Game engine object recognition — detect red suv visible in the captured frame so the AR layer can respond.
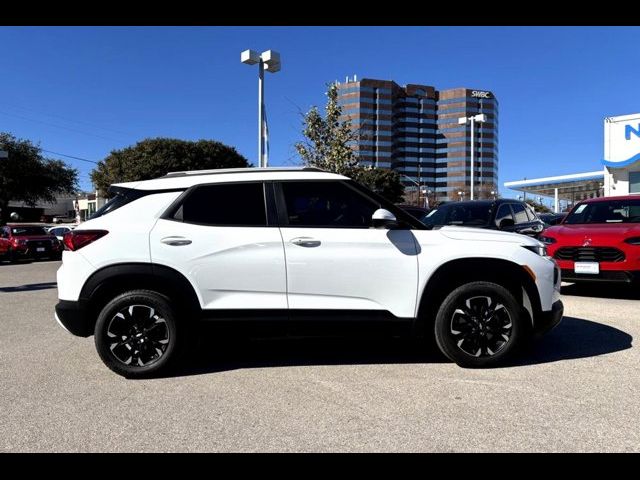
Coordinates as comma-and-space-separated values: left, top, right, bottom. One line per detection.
540, 195, 640, 283
0, 224, 63, 262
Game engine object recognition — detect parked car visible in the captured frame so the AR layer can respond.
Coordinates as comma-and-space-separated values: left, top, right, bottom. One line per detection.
539, 213, 567, 227
55, 167, 562, 378
48, 225, 77, 241
420, 199, 545, 237
396, 204, 430, 220
0, 224, 64, 262
540, 195, 640, 284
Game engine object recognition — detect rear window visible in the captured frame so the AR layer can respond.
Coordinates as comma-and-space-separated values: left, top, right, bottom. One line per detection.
11, 226, 48, 236
90, 187, 144, 220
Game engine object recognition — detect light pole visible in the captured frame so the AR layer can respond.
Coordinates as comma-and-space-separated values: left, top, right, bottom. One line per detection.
490, 190, 497, 200
399, 174, 421, 206
241, 49, 281, 168
458, 113, 486, 200
458, 191, 464, 201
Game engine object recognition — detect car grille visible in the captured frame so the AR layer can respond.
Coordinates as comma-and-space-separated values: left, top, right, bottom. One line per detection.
554, 247, 625, 262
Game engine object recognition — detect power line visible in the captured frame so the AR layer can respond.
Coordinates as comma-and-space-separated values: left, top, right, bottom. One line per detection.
0, 101, 132, 137
41, 149, 99, 164
0, 109, 123, 142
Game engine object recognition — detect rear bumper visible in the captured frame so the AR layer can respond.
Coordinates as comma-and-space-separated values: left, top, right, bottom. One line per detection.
533, 300, 563, 336
55, 300, 91, 337
12, 247, 62, 259
561, 269, 640, 283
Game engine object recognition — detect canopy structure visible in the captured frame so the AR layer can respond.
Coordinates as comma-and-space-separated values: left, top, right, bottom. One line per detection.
504, 171, 605, 213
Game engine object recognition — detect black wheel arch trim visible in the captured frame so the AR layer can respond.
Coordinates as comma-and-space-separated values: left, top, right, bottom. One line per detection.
79, 262, 202, 315
415, 257, 543, 333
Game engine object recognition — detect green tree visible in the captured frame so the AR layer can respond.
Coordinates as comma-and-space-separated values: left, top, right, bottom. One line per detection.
525, 198, 552, 213
351, 167, 405, 203
0, 132, 78, 225
91, 138, 251, 194
295, 83, 404, 202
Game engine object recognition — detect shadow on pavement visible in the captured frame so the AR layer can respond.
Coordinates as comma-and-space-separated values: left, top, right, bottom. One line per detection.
160, 316, 632, 378
0, 281, 58, 293
512, 316, 633, 366
561, 282, 640, 300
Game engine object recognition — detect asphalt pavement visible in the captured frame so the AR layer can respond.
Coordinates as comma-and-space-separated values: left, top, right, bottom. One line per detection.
0, 260, 638, 452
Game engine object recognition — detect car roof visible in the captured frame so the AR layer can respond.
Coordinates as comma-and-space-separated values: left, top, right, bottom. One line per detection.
577, 195, 640, 203
111, 167, 349, 191
439, 200, 495, 207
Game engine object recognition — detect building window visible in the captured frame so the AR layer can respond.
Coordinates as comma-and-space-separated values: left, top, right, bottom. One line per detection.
630, 171, 640, 194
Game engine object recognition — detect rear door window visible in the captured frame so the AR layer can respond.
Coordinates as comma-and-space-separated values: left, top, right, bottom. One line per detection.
494, 204, 513, 227
173, 182, 267, 226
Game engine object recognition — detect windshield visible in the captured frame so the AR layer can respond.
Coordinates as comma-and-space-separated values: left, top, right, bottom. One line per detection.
11, 226, 48, 236
564, 199, 640, 224
421, 203, 492, 227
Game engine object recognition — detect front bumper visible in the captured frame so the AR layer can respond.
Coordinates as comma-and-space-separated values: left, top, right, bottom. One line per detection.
55, 300, 91, 337
560, 269, 640, 283
533, 300, 563, 337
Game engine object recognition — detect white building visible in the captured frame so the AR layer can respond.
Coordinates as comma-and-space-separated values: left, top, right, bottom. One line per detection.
603, 113, 640, 196
505, 113, 640, 212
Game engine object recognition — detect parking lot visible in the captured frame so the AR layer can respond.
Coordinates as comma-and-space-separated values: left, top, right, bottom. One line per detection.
0, 259, 638, 452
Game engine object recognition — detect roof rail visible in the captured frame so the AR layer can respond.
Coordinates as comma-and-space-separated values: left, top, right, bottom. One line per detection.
163, 166, 326, 178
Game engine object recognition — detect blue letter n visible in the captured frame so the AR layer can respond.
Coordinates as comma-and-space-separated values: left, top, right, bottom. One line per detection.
625, 124, 640, 140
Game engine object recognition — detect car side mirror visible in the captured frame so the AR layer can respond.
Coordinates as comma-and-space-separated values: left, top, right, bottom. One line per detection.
372, 209, 398, 229
498, 218, 515, 229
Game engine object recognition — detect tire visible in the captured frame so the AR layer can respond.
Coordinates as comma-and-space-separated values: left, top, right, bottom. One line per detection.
94, 290, 182, 378
434, 281, 526, 368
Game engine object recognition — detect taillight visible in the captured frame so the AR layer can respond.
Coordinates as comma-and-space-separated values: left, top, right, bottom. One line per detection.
63, 230, 108, 251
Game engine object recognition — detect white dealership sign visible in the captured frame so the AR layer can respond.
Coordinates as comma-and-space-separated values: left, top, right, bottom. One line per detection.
603, 113, 640, 167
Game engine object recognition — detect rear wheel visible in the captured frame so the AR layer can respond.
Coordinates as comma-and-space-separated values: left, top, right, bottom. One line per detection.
94, 290, 181, 378
434, 281, 526, 368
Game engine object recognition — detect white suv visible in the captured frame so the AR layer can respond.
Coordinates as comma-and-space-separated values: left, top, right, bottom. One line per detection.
55, 167, 563, 377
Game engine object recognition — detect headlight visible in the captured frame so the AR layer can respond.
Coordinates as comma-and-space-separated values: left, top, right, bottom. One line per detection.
523, 245, 547, 256
538, 235, 556, 245
624, 237, 640, 245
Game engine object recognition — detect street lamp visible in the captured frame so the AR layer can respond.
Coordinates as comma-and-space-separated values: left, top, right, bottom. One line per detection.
490, 190, 497, 200
458, 191, 464, 201
458, 113, 486, 200
241, 49, 281, 168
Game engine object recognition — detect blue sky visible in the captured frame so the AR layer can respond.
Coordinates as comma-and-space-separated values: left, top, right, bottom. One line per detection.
0, 26, 638, 201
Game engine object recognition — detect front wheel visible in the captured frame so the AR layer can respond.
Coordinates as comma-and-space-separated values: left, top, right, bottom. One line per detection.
94, 290, 181, 378
434, 281, 526, 368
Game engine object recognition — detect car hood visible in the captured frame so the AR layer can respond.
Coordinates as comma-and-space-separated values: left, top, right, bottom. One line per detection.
437, 226, 540, 245
546, 223, 640, 239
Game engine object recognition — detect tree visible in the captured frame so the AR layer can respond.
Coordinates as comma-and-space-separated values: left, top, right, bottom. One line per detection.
91, 138, 251, 194
295, 83, 404, 202
351, 167, 404, 203
525, 198, 552, 213
0, 132, 78, 225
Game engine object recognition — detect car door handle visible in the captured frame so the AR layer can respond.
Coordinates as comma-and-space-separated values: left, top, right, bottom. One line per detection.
161, 236, 192, 246
290, 237, 321, 248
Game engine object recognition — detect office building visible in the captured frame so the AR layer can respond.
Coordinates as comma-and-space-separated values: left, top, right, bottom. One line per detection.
337, 77, 498, 202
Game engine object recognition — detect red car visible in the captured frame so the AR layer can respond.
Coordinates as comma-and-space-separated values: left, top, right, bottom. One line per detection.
540, 195, 640, 284
0, 224, 64, 263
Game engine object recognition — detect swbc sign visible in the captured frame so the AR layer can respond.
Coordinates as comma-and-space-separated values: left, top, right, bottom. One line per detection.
471, 90, 492, 99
